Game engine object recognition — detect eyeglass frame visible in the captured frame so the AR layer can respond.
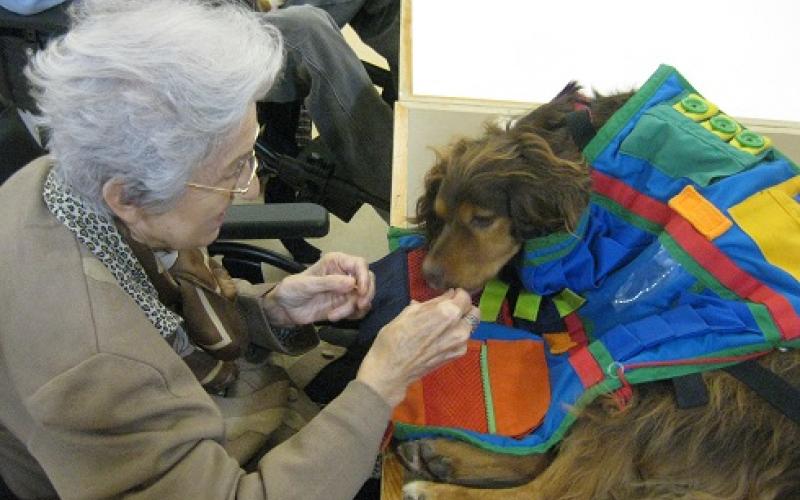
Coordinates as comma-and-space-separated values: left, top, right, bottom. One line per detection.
185, 127, 261, 195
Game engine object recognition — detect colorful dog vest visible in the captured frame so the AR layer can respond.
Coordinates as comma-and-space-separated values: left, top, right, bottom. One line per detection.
389, 65, 800, 455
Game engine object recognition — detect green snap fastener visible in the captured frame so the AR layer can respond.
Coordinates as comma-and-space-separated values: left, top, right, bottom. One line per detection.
681, 95, 708, 114
709, 115, 737, 134
736, 130, 765, 148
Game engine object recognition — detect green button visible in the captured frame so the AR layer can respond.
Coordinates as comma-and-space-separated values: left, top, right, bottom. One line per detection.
681, 95, 708, 114
736, 130, 765, 148
710, 115, 737, 134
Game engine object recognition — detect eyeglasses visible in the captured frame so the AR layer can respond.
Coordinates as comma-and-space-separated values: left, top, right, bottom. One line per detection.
186, 127, 261, 195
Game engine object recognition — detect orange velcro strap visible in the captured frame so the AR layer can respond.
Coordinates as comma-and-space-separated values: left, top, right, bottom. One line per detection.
667, 185, 732, 240
543, 332, 578, 354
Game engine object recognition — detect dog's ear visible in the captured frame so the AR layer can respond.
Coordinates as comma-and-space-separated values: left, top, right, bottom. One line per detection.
590, 89, 635, 130
412, 148, 447, 244
507, 132, 590, 240
512, 82, 586, 133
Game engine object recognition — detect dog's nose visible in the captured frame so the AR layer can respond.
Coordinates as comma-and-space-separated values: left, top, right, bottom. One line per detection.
422, 260, 446, 290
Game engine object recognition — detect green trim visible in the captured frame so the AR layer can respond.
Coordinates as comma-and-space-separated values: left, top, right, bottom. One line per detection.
553, 288, 586, 317
658, 233, 738, 300
387, 226, 423, 251
688, 280, 707, 294
584, 65, 695, 163
590, 194, 663, 235
773, 149, 800, 172
588, 341, 616, 378
524, 230, 575, 252
582, 316, 597, 341
523, 213, 589, 266
479, 279, 509, 322
784, 338, 800, 349
525, 236, 582, 266
513, 291, 542, 321
480, 343, 497, 434
393, 341, 796, 456
748, 303, 782, 346
624, 343, 775, 385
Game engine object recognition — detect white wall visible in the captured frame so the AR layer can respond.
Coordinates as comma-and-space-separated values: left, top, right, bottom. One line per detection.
412, 0, 800, 123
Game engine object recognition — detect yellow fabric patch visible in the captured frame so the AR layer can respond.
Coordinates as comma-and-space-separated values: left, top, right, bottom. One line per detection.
543, 332, 577, 355
729, 176, 800, 281
668, 185, 732, 240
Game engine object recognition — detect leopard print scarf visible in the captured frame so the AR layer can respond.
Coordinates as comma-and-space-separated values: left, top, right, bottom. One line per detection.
42, 168, 192, 355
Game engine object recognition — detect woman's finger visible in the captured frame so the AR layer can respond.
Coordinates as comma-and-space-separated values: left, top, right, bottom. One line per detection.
357, 270, 376, 309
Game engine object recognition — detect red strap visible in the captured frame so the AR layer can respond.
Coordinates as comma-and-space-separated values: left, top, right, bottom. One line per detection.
569, 346, 604, 388
666, 218, 800, 340
592, 171, 800, 341
564, 312, 588, 347
591, 170, 672, 226
611, 366, 633, 411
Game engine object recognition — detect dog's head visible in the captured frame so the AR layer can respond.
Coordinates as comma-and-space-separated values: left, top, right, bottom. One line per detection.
414, 120, 591, 292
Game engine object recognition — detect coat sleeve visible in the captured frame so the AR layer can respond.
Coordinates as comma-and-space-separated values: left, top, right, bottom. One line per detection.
24, 353, 390, 500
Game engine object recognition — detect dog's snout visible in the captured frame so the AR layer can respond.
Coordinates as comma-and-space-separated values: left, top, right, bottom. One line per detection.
422, 259, 446, 290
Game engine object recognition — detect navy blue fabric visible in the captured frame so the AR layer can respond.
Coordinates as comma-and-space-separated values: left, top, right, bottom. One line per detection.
357, 249, 409, 345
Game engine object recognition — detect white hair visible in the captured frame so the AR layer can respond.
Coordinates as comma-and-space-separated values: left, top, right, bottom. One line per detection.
25, 0, 283, 214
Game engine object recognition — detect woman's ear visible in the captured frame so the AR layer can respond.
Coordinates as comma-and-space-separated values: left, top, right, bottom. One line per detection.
102, 179, 142, 226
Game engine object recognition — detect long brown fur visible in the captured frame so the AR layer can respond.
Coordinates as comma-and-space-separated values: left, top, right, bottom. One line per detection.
414, 85, 631, 290
399, 85, 800, 499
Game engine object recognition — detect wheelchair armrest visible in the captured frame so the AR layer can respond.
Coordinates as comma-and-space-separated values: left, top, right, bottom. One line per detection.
218, 202, 329, 240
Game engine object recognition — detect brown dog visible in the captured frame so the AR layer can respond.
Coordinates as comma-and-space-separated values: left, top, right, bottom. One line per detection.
396, 85, 800, 499
416, 84, 631, 291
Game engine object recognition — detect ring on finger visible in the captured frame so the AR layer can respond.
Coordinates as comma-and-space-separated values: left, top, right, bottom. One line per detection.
462, 313, 480, 331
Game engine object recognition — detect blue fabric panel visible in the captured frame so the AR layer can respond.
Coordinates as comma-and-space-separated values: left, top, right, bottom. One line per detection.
471, 322, 539, 341
522, 205, 654, 296
579, 241, 697, 333
626, 330, 766, 366
397, 234, 425, 249
602, 324, 643, 360
628, 315, 675, 348
662, 305, 708, 337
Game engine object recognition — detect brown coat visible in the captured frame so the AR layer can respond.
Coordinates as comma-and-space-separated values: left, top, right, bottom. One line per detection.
0, 158, 390, 499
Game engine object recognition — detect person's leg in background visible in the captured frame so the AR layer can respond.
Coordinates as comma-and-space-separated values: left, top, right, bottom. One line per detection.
280, 0, 400, 93
261, 4, 395, 218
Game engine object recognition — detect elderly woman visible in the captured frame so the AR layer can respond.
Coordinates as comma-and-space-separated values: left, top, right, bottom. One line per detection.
0, 1, 476, 498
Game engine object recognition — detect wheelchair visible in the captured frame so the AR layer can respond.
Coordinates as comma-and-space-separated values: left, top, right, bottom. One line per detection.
1, 0, 396, 265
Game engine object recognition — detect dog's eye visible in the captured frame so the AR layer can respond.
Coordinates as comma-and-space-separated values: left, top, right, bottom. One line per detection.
470, 215, 495, 229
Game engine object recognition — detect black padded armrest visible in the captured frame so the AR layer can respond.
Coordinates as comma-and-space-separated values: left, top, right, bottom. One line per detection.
218, 202, 329, 240
0, 3, 70, 31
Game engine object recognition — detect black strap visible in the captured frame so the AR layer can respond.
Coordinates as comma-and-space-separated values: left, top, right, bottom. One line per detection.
724, 360, 800, 425
672, 373, 709, 409
565, 109, 596, 151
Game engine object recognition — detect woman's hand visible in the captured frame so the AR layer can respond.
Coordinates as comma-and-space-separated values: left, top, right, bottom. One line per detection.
262, 252, 375, 326
356, 289, 478, 407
